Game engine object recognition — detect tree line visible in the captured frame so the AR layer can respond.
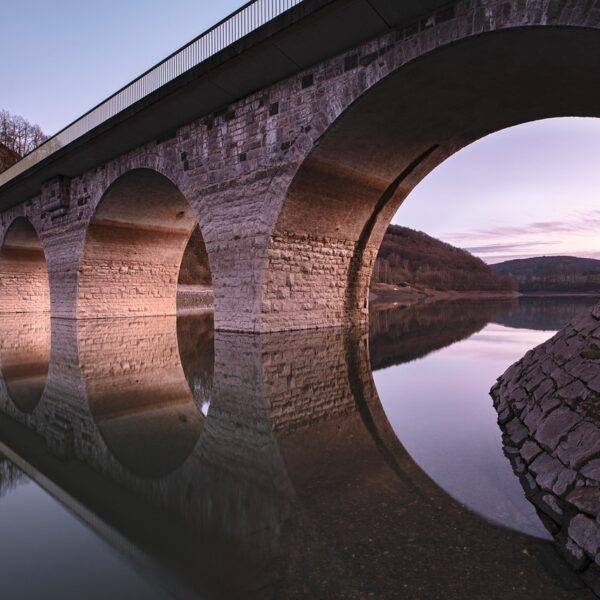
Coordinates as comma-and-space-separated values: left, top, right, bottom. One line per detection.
0, 109, 48, 170
372, 225, 517, 293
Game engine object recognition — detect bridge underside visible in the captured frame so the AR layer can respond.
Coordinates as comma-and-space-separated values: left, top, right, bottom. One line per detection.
1, 1, 599, 331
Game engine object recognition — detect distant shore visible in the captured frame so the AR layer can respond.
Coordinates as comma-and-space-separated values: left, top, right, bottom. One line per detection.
519, 291, 600, 298
370, 283, 600, 311
370, 283, 519, 311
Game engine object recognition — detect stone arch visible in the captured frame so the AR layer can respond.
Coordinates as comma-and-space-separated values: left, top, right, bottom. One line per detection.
0, 217, 50, 314
261, 17, 600, 331
78, 168, 212, 318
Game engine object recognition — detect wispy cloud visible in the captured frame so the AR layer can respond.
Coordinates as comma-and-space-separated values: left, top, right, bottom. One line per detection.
444, 210, 600, 243
435, 209, 600, 264
482, 249, 600, 264
463, 241, 560, 254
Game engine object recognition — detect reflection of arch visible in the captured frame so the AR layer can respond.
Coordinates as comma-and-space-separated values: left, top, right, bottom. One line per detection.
263, 24, 600, 331
266, 326, 584, 596
0, 217, 50, 314
78, 169, 211, 318
0, 319, 585, 596
177, 312, 214, 414
0, 314, 50, 413
81, 316, 213, 478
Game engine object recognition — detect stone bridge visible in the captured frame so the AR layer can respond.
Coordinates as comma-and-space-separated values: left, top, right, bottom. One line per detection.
1, 0, 600, 332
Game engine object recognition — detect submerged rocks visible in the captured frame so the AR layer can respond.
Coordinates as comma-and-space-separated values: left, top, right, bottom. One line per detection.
490, 301, 600, 596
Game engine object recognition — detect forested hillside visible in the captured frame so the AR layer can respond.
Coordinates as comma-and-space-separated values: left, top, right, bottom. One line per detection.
372, 225, 516, 292
491, 256, 600, 293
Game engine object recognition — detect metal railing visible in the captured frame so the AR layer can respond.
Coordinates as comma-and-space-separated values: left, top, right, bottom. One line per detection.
0, 0, 303, 188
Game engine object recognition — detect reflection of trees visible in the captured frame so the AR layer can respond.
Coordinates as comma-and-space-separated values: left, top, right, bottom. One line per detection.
0, 456, 27, 498
369, 299, 514, 370
492, 296, 599, 331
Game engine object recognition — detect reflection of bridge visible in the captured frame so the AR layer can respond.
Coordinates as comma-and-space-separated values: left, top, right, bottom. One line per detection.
2, 2, 600, 331
0, 314, 590, 597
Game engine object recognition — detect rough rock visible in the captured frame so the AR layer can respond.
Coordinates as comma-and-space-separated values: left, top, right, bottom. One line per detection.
491, 301, 600, 597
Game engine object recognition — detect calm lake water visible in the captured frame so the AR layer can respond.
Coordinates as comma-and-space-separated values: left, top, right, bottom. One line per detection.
0, 296, 596, 599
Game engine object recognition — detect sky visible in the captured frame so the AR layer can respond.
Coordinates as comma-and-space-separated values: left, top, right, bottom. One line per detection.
395, 117, 600, 263
2, 2, 598, 264
2, 1, 243, 133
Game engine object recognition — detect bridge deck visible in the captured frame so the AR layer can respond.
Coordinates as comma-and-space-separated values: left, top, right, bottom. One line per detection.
0, 0, 449, 210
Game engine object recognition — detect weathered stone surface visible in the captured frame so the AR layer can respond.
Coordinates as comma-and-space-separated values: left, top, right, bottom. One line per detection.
530, 452, 565, 490
506, 417, 529, 446
553, 468, 577, 497
557, 423, 600, 470
520, 439, 542, 463
491, 301, 600, 596
535, 406, 582, 450
582, 459, 600, 483
567, 488, 600, 519
569, 515, 600, 558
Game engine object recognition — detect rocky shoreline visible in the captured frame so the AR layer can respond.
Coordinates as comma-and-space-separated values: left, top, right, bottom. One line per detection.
490, 302, 600, 596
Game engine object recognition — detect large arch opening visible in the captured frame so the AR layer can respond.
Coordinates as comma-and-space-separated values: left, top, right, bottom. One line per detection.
78, 169, 213, 318
264, 26, 600, 331
0, 217, 50, 314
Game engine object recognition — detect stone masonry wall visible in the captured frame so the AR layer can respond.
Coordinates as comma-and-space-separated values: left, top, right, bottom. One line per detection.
491, 302, 600, 596
0, 217, 50, 313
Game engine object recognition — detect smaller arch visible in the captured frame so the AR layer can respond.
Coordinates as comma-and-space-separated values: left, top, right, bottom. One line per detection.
78, 168, 212, 318
0, 217, 50, 314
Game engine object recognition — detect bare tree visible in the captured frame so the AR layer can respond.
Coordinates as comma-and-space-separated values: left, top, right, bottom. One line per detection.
0, 109, 48, 157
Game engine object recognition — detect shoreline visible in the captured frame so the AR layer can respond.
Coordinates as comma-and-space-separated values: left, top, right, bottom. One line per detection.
369, 283, 520, 312
370, 283, 600, 312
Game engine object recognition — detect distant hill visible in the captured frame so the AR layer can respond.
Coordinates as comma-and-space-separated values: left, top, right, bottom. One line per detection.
373, 225, 516, 293
491, 256, 600, 294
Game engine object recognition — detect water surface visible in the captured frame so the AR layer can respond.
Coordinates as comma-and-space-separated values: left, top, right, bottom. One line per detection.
0, 296, 595, 598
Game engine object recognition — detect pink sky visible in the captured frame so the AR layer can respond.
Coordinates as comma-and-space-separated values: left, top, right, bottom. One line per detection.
394, 118, 600, 264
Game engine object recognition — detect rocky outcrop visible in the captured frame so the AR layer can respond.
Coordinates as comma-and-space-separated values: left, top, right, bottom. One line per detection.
491, 303, 600, 596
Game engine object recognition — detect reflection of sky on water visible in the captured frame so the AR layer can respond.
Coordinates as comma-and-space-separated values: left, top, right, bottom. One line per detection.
454, 324, 554, 360
374, 321, 556, 539
0, 465, 168, 599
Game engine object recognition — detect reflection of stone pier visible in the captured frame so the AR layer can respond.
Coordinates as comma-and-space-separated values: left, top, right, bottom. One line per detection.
492, 302, 600, 596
